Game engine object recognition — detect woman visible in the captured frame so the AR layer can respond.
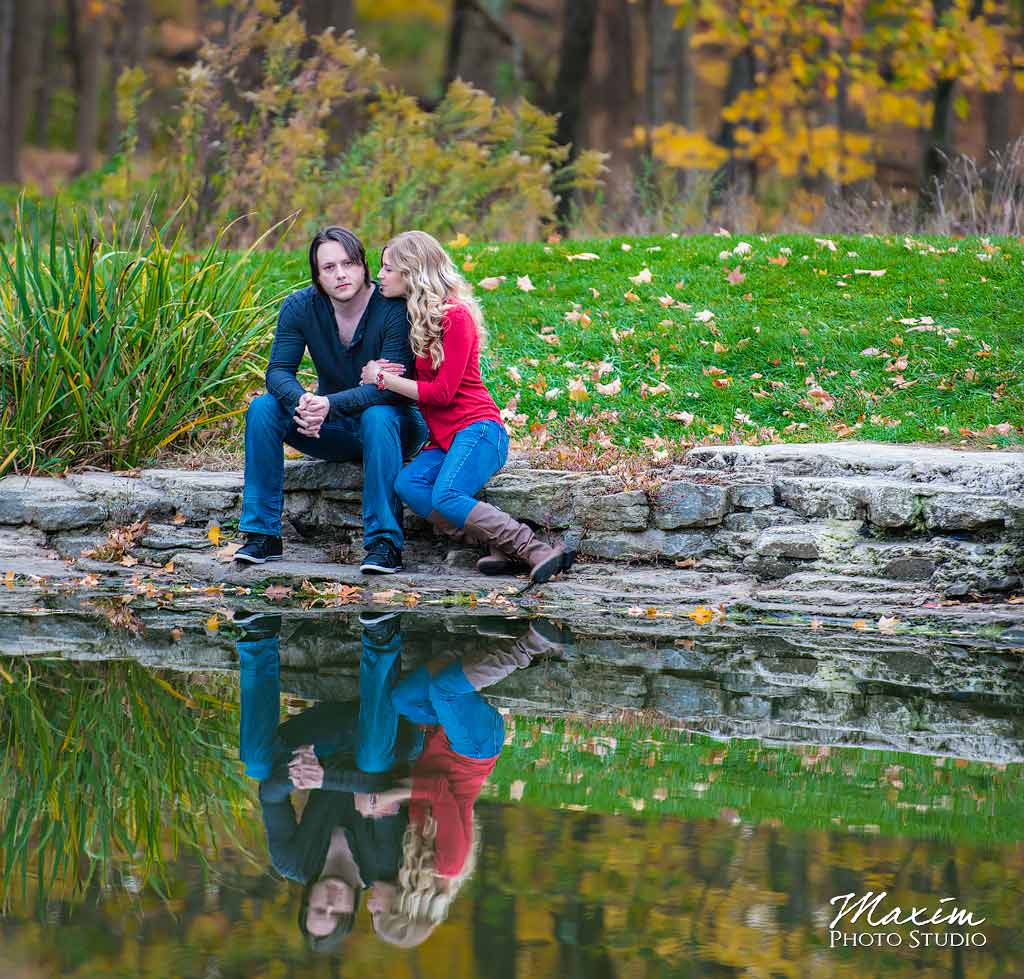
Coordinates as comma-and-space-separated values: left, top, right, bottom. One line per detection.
360, 230, 574, 584
357, 622, 561, 947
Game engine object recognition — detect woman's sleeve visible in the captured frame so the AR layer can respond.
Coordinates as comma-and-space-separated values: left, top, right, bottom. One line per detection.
432, 788, 473, 877
414, 307, 475, 408
410, 774, 471, 877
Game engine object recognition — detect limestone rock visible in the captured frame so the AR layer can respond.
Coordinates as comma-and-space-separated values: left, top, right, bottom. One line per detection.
283, 460, 363, 491
883, 557, 936, 581
753, 526, 821, 560
0, 476, 108, 530
66, 473, 171, 521
922, 492, 1007, 530
140, 469, 244, 494
649, 676, 724, 717
483, 471, 580, 527
575, 528, 715, 561
576, 489, 649, 532
316, 499, 364, 529
730, 484, 775, 509
653, 480, 729, 529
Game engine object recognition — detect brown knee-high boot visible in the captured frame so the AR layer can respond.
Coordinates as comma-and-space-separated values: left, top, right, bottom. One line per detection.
429, 510, 529, 578
462, 502, 575, 584
459, 620, 566, 690
476, 542, 524, 576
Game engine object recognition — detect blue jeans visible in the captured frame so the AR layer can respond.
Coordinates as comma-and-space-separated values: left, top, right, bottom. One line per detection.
239, 393, 428, 547
237, 631, 413, 780
394, 419, 509, 528
391, 662, 505, 761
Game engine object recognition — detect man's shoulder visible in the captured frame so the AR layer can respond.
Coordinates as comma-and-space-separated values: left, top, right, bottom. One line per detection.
280, 285, 323, 319
368, 285, 408, 325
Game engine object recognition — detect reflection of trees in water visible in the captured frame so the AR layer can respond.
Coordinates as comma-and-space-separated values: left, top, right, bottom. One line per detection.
1, 659, 1022, 977
479, 807, 1021, 978
0, 658, 257, 915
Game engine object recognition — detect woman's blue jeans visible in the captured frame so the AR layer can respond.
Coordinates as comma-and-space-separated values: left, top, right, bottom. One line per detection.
394, 419, 509, 528
391, 662, 505, 761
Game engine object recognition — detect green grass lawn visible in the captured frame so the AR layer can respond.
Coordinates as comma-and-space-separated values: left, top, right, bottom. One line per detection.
255, 232, 1024, 457
489, 715, 1023, 845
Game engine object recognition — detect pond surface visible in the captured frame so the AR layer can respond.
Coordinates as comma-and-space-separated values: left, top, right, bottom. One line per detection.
1, 607, 1022, 978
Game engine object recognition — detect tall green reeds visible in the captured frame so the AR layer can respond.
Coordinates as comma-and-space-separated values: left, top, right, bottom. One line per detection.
0, 658, 257, 912
0, 198, 280, 475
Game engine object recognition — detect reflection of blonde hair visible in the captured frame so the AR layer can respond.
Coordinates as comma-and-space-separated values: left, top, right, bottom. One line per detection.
373, 812, 480, 949
383, 230, 487, 370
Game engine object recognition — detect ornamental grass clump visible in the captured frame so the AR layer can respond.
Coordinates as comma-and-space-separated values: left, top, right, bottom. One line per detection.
0, 199, 279, 476
0, 658, 255, 912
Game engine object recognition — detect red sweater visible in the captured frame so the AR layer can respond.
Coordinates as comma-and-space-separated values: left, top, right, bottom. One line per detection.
409, 726, 497, 877
415, 303, 503, 451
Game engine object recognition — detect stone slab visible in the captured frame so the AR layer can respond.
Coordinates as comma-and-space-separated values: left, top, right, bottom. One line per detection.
0, 476, 108, 530
653, 481, 729, 530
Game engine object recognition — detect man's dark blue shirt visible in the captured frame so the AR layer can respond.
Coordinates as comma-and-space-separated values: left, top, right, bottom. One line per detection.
265, 284, 416, 420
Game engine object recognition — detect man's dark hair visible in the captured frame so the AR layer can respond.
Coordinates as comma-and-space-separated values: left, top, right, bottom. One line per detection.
309, 227, 371, 294
298, 880, 362, 954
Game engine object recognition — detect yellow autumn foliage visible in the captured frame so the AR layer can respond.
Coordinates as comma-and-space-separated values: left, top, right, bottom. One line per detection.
634, 124, 729, 171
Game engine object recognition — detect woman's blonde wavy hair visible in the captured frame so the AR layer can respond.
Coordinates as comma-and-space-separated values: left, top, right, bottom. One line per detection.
372, 811, 480, 949
382, 230, 487, 370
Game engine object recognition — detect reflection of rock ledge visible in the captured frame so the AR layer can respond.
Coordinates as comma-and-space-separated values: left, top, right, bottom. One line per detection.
2, 608, 1022, 763
2, 443, 1022, 596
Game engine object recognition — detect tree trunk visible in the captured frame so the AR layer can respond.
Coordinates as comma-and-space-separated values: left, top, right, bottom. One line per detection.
716, 46, 757, 195
124, 0, 149, 148
983, 86, 1011, 161
919, 0, 982, 213
301, 0, 353, 36
67, 0, 103, 175
584, 0, 637, 201
32, 0, 57, 146
646, 0, 692, 129
920, 76, 955, 204
0, 0, 15, 181
549, 0, 598, 149
549, 0, 598, 225
444, 0, 471, 89
105, 14, 126, 154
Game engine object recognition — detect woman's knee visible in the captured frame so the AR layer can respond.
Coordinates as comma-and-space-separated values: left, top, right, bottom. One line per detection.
395, 467, 429, 514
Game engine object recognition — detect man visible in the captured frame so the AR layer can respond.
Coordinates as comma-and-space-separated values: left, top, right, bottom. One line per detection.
236, 227, 427, 573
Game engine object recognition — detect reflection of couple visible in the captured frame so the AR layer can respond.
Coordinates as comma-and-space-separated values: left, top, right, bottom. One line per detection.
235, 226, 575, 584
237, 610, 561, 950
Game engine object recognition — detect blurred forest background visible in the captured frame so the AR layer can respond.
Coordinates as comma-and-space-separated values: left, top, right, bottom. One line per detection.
2, 0, 1024, 240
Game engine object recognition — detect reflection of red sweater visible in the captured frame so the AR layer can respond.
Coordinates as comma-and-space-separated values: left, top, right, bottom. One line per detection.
409, 727, 497, 877
415, 303, 503, 451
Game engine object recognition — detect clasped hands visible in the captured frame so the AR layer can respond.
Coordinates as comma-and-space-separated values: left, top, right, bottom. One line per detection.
288, 744, 324, 790
293, 393, 331, 438
359, 359, 406, 389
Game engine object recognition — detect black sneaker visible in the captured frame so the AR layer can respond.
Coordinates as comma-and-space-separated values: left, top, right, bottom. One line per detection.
359, 541, 402, 575
234, 534, 283, 565
359, 609, 402, 628
359, 609, 402, 643
232, 608, 283, 641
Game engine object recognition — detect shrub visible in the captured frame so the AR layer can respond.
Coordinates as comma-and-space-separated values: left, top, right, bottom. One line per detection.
0, 198, 279, 476
164, 0, 605, 246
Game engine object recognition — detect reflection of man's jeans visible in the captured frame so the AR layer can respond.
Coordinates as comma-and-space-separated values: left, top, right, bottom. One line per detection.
392, 661, 505, 761
238, 628, 410, 780
239, 393, 428, 547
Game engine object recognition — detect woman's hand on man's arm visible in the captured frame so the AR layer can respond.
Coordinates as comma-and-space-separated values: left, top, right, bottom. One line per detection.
360, 359, 406, 386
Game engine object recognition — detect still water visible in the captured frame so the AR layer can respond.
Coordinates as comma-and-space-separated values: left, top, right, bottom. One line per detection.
1, 608, 1021, 978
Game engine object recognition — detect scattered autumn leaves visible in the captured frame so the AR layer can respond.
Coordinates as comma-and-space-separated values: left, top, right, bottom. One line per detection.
460, 231, 1020, 459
